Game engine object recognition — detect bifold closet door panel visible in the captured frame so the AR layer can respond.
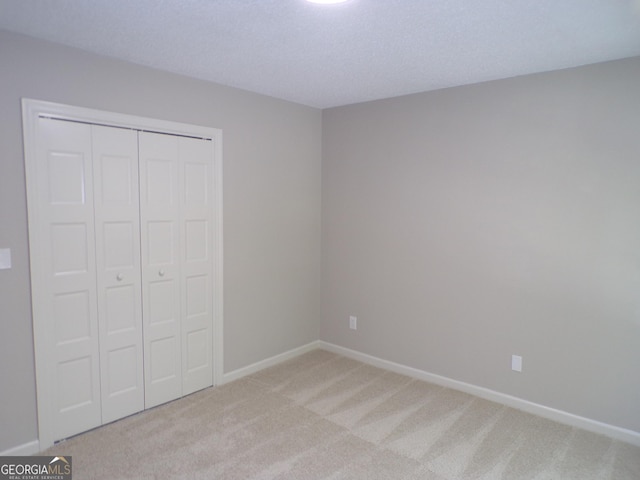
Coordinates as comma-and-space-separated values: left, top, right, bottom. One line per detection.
27, 102, 220, 449
92, 125, 144, 423
34, 118, 102, 440
139, 131, 183, 408
180, 136, 214, 396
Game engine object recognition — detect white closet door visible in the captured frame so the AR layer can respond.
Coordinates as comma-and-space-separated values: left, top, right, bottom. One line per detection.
34, 118, 102, 441
139, 132, 182, 408
180, 136, 214, 395
92, 125, 144, 423
25, 99, 222, 451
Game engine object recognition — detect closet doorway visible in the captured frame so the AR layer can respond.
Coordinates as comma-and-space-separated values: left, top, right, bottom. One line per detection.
22, 99, 223, 450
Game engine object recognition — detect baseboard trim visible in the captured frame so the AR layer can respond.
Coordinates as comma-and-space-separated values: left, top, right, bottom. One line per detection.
217, 339, 640, 447
0, 439, 40, 456
221, 340, 322, 384
319, 341, 640, 447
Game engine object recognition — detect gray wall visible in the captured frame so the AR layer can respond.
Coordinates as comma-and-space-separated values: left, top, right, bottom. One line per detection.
322, 58, 640, 434
0, 30, 322, 452
2, 26, 639, 453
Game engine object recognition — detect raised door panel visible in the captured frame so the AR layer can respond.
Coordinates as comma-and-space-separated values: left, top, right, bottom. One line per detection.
139, 132, 182, 408
35, 118, 102, 441
92, 125, 144, 424
180, 137, 214, 395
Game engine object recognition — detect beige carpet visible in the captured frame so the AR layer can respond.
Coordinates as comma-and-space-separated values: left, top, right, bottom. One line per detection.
42, 349, 640, 479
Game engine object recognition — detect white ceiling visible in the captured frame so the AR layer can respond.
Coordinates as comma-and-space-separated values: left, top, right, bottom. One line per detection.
1, 0, 640, 108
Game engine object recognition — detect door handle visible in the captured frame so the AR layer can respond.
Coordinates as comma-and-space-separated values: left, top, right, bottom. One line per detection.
116, 273, 123, 281
159, 269, 165, 277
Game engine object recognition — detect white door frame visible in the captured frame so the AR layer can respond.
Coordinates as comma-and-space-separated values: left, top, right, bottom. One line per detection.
22, 98, 224, 450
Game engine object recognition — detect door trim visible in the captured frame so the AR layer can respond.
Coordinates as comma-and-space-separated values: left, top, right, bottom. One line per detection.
22, 98, 224, 449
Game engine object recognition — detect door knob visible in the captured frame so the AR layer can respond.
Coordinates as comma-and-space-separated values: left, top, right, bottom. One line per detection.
159, 269, 165, 277
116, 273, 123, 281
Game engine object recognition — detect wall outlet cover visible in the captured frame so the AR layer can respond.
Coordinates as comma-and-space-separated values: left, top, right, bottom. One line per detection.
512, 355, 522, 372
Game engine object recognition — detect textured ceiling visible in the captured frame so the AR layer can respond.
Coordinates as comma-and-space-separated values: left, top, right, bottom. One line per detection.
1, 0, 640, 108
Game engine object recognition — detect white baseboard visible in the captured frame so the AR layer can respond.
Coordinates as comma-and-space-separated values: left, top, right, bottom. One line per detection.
221, 340, 321, 384
0, 439, 40, 456
216, 339, 640, 447
5, 341, 636, 457
319, 341, 640, 448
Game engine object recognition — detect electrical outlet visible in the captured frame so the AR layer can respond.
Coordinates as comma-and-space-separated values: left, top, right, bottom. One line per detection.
511, 355, 522, 372
349, 315, 357, 330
